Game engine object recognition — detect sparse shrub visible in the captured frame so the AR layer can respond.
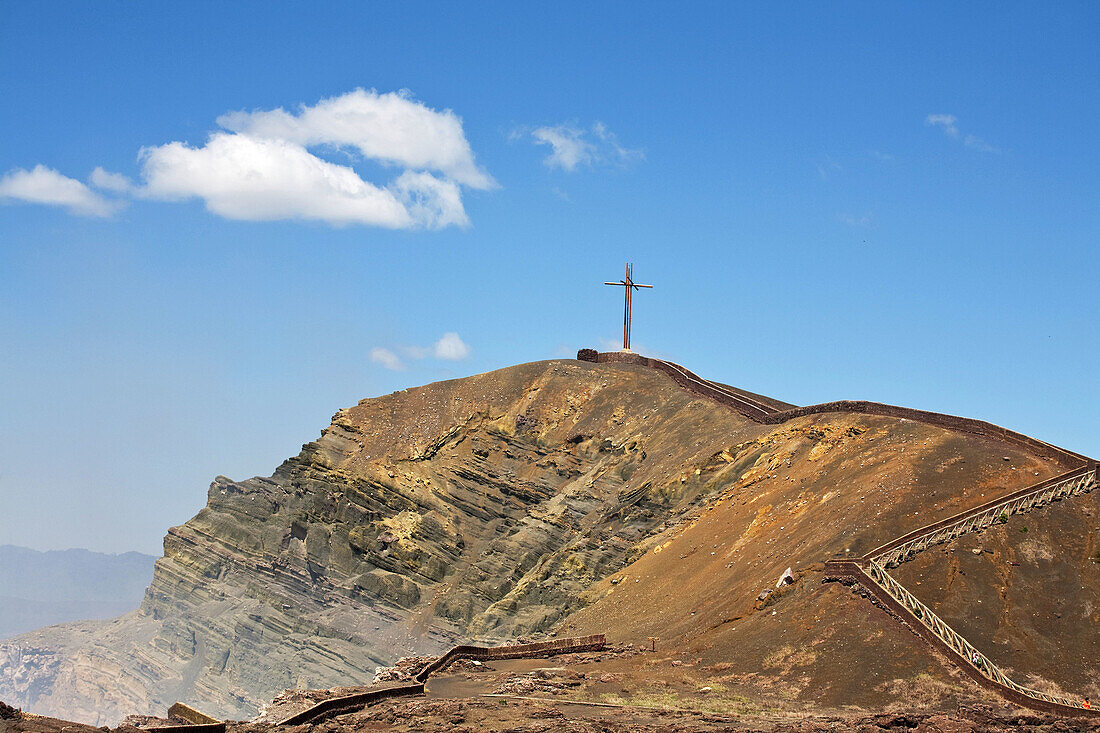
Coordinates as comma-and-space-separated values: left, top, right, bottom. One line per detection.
998, 512, 1009, 524
1019, 526, 1028, 533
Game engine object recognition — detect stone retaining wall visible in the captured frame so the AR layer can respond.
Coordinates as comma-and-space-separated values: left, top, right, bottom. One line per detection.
278, 634, 606, 726
766, 401, 1089, 469
580, 350, 1091, 468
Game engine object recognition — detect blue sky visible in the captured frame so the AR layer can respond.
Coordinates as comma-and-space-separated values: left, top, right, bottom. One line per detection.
2, 2, 1098, 554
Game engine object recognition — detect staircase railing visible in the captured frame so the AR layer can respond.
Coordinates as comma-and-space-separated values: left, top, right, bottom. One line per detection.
862, 560, 1088, 709
826, 462, 1097, 716
870, 465, 1097, 568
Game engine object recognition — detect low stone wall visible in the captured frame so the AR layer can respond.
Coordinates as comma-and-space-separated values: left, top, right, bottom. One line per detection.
414, 634, 606, 682
165, 704, 220, 726
765, 401, 1089, 470
145, 724, 225, 733
587, 351, 777, 421
276, 684, 426, 726
142, 704, 226, 733
579, 349, 1091, 468
278, 634, 606, 726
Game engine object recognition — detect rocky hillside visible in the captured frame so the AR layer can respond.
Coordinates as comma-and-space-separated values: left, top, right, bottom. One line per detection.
1, 357, 1093, 725
558, 407, 1092, 711
0, 359, 771, 724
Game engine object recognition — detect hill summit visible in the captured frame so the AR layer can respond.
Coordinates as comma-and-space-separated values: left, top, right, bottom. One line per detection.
1, 354, 1095, 725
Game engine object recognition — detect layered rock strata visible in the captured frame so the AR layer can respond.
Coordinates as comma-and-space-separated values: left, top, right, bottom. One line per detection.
0, 360, 765, 724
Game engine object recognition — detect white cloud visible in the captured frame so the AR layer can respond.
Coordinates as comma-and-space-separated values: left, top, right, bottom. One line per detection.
0, 165, 120, 217
532, 125, 596, 171
374, 332, 470, 369
529, 122, 642, 172
89, 167, 135, 193
590, 121, 644, 165
370, 347, 405, 371
926, 114, 999, 153
433, 332, 469, 360
218, 89, 494, 190
926, 113, 959, 137
139, 132, 417, 227
6, 89, 491, 228
391, 170, 468, 229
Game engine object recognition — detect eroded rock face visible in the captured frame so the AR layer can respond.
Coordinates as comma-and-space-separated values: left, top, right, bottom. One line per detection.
0, 360, 766, 724
4, 358, 1083, 725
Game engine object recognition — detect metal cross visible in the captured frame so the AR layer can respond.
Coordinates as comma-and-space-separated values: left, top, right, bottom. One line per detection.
604, 263, 652, 352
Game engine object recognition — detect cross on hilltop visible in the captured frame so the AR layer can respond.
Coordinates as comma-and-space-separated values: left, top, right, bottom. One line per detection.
604, 263, 652, 353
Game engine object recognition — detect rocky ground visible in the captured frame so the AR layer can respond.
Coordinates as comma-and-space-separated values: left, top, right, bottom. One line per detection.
5, 697, 1100, 733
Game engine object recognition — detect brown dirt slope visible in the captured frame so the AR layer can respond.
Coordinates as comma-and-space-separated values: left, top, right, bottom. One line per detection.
561, 366, 1078, 711
892, 489, 1099, 701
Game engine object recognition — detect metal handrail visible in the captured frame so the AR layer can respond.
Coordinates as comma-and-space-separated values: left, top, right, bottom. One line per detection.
864, 560, 1085, 708
871, 466, 1097, 567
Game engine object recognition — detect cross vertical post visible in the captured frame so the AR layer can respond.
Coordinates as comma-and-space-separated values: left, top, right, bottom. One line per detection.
604, 263, 652, 352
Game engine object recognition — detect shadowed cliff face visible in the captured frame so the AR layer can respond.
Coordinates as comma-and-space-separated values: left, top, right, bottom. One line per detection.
0, 360, 771, 724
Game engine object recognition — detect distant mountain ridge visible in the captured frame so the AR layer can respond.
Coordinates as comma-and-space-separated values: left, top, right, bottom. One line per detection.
0, 545, 155, 638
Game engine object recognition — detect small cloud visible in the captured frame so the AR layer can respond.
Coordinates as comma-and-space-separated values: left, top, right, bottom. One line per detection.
376, 332, 470, 368
590, 121, 644, 166
532, 125, 595, 171
527, 122, 642, 172
89, 167, 135, 193
869, 150, 895, 162
433, 332, 469, 360
926, 114, 999, 153
926, 113, 959, 137
370, 347, 405, 371
0, 165, 121, 217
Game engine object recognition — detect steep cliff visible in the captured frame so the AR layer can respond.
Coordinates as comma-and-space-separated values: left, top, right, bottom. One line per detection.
0, 359, 771, 724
